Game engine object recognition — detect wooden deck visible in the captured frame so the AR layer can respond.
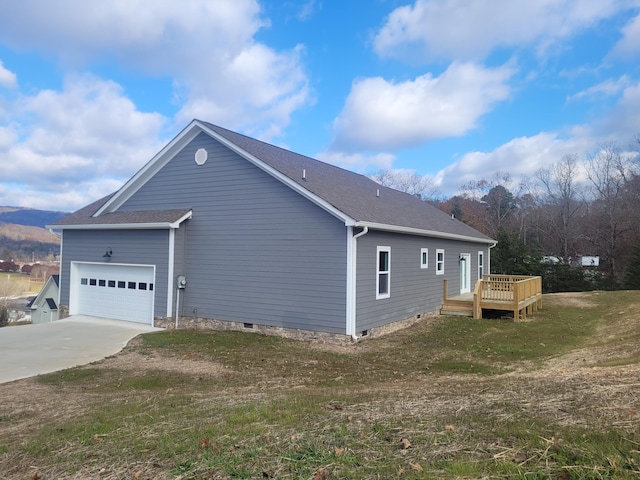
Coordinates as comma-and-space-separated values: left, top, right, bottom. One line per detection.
441, 275, 542, 322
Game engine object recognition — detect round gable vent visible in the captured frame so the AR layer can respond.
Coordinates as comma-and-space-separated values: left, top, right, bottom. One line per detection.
195, 148, 208, 165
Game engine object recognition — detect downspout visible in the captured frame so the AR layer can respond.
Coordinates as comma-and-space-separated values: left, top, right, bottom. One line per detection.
348, 226, 369, 342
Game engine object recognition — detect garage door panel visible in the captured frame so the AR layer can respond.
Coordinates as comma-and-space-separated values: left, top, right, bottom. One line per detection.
71, 263, 155, 324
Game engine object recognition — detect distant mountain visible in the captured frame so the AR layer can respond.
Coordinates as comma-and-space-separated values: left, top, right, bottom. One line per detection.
0, 207, 66, 261
0, 206, 68, 228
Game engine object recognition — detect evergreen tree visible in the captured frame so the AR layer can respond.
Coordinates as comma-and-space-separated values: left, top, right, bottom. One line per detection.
623, 240, 640, 289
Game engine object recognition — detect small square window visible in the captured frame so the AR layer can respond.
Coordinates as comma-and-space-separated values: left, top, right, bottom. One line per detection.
421, 248, 428, 269
118, 281, 126, 288
89, 278, 97, 286
81, 278, 88, 285
138, 282, 147, 290
98, 279, 106, 287
128, 282, 136, 289
149, 283, 154, 291
108, 280, 116, 287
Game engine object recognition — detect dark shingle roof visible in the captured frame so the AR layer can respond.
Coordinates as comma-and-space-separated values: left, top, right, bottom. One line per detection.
51, 194, 191, 227
51, 120, 492, 242
201, 121, 493, 242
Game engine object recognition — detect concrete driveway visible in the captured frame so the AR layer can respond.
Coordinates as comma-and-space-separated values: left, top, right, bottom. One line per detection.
0, 316, 162, 384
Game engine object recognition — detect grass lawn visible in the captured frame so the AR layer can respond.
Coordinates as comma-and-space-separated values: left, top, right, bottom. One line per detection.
0, 272, 44, 296
0, 291, 638, 479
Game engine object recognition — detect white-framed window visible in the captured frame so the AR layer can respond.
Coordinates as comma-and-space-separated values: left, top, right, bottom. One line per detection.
420, 248, 429, 269
376, 246, 391, 299
478, 251, 484, 279
436, 249, 445, 275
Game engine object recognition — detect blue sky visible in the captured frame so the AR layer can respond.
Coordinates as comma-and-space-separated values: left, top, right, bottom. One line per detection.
0, 0, 639, 212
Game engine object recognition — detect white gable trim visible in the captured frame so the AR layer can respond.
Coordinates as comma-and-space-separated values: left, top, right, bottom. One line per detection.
94, 120, 356, 227
95, 123, 202, 216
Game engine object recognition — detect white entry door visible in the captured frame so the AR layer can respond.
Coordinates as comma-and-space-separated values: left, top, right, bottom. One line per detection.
459, 253, 471, 294
70, 262, 155, 324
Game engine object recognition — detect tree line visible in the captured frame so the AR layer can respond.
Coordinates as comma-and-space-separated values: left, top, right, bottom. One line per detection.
372, 136, 640, 292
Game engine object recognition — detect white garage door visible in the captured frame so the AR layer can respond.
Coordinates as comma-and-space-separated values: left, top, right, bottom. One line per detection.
70, 262, 155, 324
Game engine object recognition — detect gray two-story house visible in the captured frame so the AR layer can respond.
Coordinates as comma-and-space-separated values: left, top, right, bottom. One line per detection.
50, 120, 495, 339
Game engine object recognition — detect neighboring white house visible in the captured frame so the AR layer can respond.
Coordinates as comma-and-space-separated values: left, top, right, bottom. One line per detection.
581, 256, 600, 267
29, 275, 59, 324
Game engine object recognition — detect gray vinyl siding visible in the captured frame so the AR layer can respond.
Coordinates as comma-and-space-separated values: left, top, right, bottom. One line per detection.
59, 229, 170, 316
355, 230, 489, 332
118, 132, 347, 333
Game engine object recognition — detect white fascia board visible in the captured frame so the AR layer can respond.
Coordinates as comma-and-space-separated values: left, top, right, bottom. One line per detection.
196, 122, 356, 227
94, 122, 202, 216
48, 211, 193, 231
356, 221, 496, 244
50, 222, 182, 230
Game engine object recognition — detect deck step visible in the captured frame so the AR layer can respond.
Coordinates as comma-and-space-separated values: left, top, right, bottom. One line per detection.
440, 308, 473, 317
440, 299, 474, 317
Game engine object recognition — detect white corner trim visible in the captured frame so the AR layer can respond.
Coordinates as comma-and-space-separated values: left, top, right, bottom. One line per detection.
167, 229, 175, 318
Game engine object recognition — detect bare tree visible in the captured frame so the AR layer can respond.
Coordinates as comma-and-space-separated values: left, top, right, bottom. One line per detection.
537, 154, 585, 263
585, 142, 635, 279
370, 170, 440, 200
0, 275, 22, 327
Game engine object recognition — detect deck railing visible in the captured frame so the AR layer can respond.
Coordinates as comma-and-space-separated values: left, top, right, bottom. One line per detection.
472, 274, 542, 321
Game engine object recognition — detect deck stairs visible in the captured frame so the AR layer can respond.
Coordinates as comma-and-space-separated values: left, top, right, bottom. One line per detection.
440, 296, 473, 317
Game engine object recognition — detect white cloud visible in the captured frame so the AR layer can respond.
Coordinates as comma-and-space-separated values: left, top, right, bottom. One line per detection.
0, 74, 166, 211
296, 0, 321, 21
435, 132, 593, 195
599, 80, 640, 138
0, 178, 123, 212
176, 43, 310, 140
316, 151, 395, 173
0, 60, 17, 88
0, 0, 310, 141
331, 62, 514, 151
567, 75, 632, 102
608, 12, 640, 59
373, 0, 626, 62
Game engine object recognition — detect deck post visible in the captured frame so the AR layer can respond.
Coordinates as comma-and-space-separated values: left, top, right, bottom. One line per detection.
513, 279, 520, 322
472, 279, 482, 319
443, 279, 448, 301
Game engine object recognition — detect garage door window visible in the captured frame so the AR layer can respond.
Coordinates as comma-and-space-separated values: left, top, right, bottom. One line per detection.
89, 279, 97, 286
